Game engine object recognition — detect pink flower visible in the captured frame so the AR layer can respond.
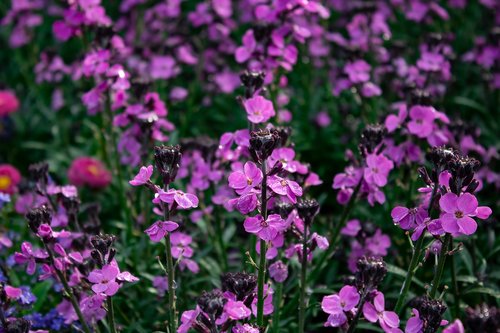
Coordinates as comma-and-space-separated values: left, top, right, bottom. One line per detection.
144, 220, 179, 242
321, 285, 360, 327
155, 189, 199, 209
228, 161, 263, 195
4, 285, 22, 299
344, 60, 371, 84
391, 206, 428, 230
442, 319, 464, 333
178, 308, 200, 333
88, 264, 121, 296
407, 106, 436, 138
244, 95, 275, 124
363, 292, 400, 332
0, 90, 20, 116
268, 175, 303, 203
129, 165, 153, 186
80, 295, 106, 322
439, 192, 491, 236
224, 300, 251, 320
0, 164, 21, 194
68, 157, 111, 189
269, 260, 288, 283
364, 154, 394, 187
235, 30, 256, 63
244, 214, 287, 241
14, 242, 48, 275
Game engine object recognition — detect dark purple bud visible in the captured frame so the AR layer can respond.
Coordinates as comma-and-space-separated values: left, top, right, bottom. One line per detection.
197, 290, 227, 319
154, 145, 182, 185
360, 123, 387, 154
249, 129, 280, 164
355, 256, 387, 292
221, 272, 257, 301
296, 199, 320, 225
25, 206, 51, 234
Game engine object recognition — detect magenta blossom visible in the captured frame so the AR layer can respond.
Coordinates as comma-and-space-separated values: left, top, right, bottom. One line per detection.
228, 161, 263, 195
269, 260, 288, 283
363, 292, 400, 332
178, 308, 200, 333
88, 265, 121, 296
321, 285, 360, 327
129, 165, 153, 186
439, 192, 491, 236
268, 175, 303, 203
391, 206, 428, 230
407, 106, 436, 138
154, 188, 199, 209
224, 300, 251, 320
364, 154, 394, 187
144, 220, 179, 242
243, 95, 275, 124
14, 242, 48, 275
244, 214, 287, 241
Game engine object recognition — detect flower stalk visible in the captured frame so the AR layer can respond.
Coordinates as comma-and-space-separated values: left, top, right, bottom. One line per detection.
256, 161, 268, 327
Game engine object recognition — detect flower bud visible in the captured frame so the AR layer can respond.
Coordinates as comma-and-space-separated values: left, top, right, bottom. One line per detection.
249, 129, 280, 164
355, 256, 387, 292
221, 272, 257, 301
413, 296, 447, 333
197, 290, 227, 319
465, 304, 500, 333
154, 145, 182, 185
25, 206, 51, 234
360, 124, 387, 154
4, 318, 31, 333
296, 199, 320, 225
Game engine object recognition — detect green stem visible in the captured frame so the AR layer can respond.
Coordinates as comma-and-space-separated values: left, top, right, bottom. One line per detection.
450, 254, 460, 318
107, 297, 117, 333
44, 244, 91, 333
257, 161, 268, 326
163, 196, 177, 332
272, 281, 283, 333
346, 291, 368, 333
298, 224, 308, 333
429, 234, 451, 298
394, 184, 438, 313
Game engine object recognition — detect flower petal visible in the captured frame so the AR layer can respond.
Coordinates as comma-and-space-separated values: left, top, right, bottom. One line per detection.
456, 193, 478, 215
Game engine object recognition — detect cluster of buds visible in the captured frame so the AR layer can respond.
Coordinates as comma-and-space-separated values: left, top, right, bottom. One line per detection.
240, 70, 265, 98
359, 124, 387, 155
25, 205, 51, 236
296, 199, 320, 226
249, 129, 281, 164
465, 304, 500, 333
154, 145, 181, 186
221, 272, 257, 302
355, 256, 387, 293
90, 234, 117, 268
194, 290, 227, 331
410, 296, 447, 333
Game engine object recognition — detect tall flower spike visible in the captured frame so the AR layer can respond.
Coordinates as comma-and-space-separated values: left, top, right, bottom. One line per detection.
154, 145, 181, 186
249, 129, 280, 164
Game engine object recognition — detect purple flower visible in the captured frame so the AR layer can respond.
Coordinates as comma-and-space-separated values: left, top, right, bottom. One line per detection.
129, 165, 153, 186
321, 285, 360, 327
344, 60, 371, 84
439, 192, 491, 236
144, 221, 179, 242
228, 161, 263, 195
341, 219, 362, 236
14, 242, 48, 275
411, 218, 444, 241
80, 294, 106, 323
405, 309, 423, 333
363, 291, 400, 332
224, 300, 251, 320
269, 260, 288, 283
244, 214, 287, 241
178, 308, 200, 333
417, 52, 445, 72
391, 206, 428, 230
268, 175, 303, 203
155, 189, 199, 209
88, 264, 121, 296
407, 106, 436, 138
364, 154, 394, 187
235, 30, 256, 63
233, 324, 259, 333
243, 96, 275, 124
442, 319, 464, 333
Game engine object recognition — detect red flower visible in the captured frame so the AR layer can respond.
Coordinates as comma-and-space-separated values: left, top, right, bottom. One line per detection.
68, 157, 111, 189
0, 164, 21, 194
0, 90, 20, 117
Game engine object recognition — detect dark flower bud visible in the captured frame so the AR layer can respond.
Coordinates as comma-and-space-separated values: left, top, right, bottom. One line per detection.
240, 70, 265, 98
418, 167, 433, 186
360, 124, 387, 154
449, 156, 480, 180
426, 146, 457, 174
91, 249, 103, 267
465, 304, 500, 333
4, 318, 31, 333
90, 234, 116, 263
26, 206, 51, 234
197, 290, 227, 319
410, 89, 432, 106
221, 272, 257, 301
415, 296, 447, 333
465, 179, 480, 194
355, 256, 387, 292
249, 129, 280, 164
275, 126, 292, 147
296, 199, 320, 225
28, 162, 49, 189
268, 161, 283, 176
154, 145, 182, 185
271, 202, 295, 219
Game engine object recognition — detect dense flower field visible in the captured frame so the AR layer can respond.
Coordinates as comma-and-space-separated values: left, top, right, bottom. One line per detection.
0, 0, 499, 332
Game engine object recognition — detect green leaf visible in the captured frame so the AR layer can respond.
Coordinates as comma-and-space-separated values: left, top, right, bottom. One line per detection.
32, 280, 53, 312
386, 263, 425, 289
463, 287, 500, 299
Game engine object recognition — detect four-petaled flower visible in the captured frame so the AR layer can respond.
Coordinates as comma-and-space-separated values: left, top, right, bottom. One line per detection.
154, 188, 199, 209
268, 175, 303, 203
144, 220, 179, 242
321, 285, 360, 327
129, 165, 153, 186
244, 214, 287, 241
363, 291, 400, 332
228, 161, 263, 195
364, 154, 394, 187
88, 265, 121, 296
243, 96, 275, 124
439, 192, 491, 236
14, 242, 48, 275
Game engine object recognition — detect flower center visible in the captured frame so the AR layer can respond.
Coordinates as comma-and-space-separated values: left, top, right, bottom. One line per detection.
247, 178, 253, 185
280, 180, 288, 187
260, 220, 269, 227
371, 167, 378, 173
454, 211, 464, 219
0, 176, 12, 190
87, 165, 99, 176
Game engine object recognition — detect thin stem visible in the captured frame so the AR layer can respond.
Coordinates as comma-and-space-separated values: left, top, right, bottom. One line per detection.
298, 224, 308, 333
394, 184, 438, 313
107, 297, 117, 333
44, 244, 91, 333
346, 291, 368, 333
429, 234, 451, 298
450, 254, 460, 318
256, 161, 268, 326
162, 189, 177, 333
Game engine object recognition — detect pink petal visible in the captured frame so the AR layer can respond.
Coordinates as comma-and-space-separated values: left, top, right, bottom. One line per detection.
339, 285, 360, 311
440, 214, 459, 234
476, 206, 492, 220
88, 271, 104, 283
163, 221, 179, 232
457, 216, 477, 235
228, 171, 247, 190
92, 283, 108, 294
102, 265, 119, 280
363, 302, 379, 323
374, 292, 385, 312
391, 206, 409, 222
105, 281, 120, 296
244, 216, 263, 234
382, 311, 400, 328
439, 193, 458, 213
321, 295, 341, 314
326, 312, 347, 327
456, 193, 478, 215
